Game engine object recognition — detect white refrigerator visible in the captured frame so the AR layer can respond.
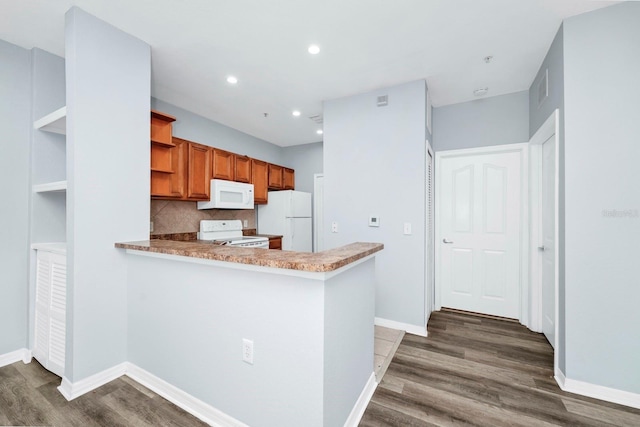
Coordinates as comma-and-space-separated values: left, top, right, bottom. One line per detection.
258, 190, 312, 252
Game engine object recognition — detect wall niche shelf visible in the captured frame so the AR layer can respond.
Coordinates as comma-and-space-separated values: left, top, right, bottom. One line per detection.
34, 106, 67, 135
33, 181, 67, 193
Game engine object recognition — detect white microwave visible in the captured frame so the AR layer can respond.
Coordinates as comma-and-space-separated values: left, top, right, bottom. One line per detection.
197, 179, 255, 210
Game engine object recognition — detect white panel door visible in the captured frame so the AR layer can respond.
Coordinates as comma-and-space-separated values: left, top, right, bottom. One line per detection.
439, 151, 522, 318
541, 136, 556, 347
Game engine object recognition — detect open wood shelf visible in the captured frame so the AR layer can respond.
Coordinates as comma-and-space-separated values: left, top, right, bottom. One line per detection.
151, 167, 175, 174
151, 138, 176, 147
34, 106, 67, 135
33, 180, 67, 193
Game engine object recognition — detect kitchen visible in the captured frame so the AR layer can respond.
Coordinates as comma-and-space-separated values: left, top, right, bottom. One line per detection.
3, 6, 382, 426
3, 1, 640, 426
148, 107, 314, 252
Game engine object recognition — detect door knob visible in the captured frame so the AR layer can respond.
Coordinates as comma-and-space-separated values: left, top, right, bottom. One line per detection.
538, 246, 546, 251
443, 238, 454, 244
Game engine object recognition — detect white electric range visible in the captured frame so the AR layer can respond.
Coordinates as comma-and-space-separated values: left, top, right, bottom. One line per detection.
197, 220, 268, 248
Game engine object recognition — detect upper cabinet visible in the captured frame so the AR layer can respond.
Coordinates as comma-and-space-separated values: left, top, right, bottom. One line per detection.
186, 141, 211, 200
268, 164, 284, 190
149, 110, 294, 204
283, 167, 295, 190
251, 159, 268, 204
268, 164, 295, 191
235, 155, 252, 183
212, 148, 234, 181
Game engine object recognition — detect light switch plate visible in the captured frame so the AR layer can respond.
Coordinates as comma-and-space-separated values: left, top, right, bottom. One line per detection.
369, 215, 380, 227
403, 222, 412, 235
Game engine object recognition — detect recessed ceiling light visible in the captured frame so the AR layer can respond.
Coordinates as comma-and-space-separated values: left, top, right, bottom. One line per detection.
292, 110, 301, 117
226, 75, 238, 84
473, 87, 489, 97
308, 44, 320, 55
316, 129, 323, 135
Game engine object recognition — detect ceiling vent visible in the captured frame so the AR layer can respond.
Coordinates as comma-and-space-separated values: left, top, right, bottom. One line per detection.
308, 114, 323, 124
377, 95, 388, 107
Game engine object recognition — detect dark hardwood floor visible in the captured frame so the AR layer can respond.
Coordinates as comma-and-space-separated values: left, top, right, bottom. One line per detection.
360, 309, 640, 426
0, 359, 208, 426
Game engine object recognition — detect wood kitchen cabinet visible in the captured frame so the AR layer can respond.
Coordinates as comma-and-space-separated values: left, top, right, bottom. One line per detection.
185, 141, 211, 200
268, 164, 284, 190
283, 167, 295, 190
251, 159, 268, 204
150, 110, 180, 198
234, 155, 252, 183
153, 137, 210, 201
269, 236, 282, 250
212, 148, 234, 181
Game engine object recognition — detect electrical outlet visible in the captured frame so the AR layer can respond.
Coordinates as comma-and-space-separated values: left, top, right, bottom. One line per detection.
150, 221, 154, 232
331, 222, 338, 233
242, 339, 254, 364
243, 220, 248, 228
403, 222, 412, 235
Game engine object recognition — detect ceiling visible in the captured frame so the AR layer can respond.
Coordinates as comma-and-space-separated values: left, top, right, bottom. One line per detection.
1, 0, 618, 147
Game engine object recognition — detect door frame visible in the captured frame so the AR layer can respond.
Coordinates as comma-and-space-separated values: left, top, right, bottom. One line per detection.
434, 143, 530, 326
425, 140, 435, 323
528, 110, 559, 356
313, 173, 324, 252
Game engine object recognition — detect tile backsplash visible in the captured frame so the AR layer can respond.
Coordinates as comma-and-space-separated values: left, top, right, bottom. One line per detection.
150, 200, 256, 235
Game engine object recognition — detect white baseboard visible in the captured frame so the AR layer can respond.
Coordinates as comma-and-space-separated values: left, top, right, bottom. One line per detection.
58, 362, 128, 401
126, 363, 248, 427
375, 317, 427, 337
556, 367, 640, 409
343, 372, 377, 427
0, 348, 32, 368
54, 361, 380, 426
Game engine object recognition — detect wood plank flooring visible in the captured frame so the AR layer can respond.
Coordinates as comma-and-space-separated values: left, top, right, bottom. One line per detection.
0, 359, 208, 426
360, 309, 640, 426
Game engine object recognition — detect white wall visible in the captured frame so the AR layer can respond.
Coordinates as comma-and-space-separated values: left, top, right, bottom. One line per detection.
324, 80, 428, 328
282, 141, 323, 195
433, 91, 529, 152
127, 254, 375, 426
563, 2, 640, 394
65, 7, 150, 381
0, 39, 31, 355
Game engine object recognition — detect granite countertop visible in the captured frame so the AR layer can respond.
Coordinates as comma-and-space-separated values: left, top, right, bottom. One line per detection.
115, 240, 383, 272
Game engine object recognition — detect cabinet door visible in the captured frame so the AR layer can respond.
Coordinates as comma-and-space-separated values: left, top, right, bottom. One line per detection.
212, 149, 234, 181
187, 142, 212, 200
269, 237, 282, 250
268, 164, 284, 190
235, 156, 252, 183
283, 168, 295, 190
251, 159, 268, 204
34, 250, 66, 377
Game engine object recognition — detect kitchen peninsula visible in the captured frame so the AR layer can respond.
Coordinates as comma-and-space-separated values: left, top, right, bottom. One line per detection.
116, 240, 383, 426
